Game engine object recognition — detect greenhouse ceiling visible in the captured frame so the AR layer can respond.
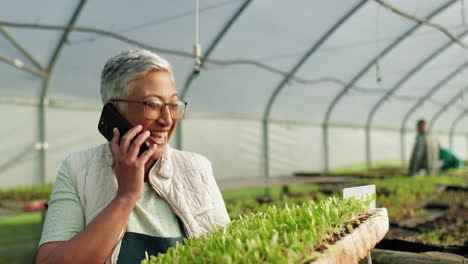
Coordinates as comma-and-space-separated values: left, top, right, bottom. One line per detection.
1, 0, 468, 172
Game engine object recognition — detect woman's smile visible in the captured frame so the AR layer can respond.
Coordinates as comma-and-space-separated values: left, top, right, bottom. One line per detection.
149, 131, 168, 145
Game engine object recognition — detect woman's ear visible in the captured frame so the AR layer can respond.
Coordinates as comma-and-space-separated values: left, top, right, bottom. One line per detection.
106, 100, 119, 110
106, 100, 125, 115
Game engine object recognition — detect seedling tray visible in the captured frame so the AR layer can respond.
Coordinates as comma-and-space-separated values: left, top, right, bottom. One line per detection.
376, 239, 468, 257
313, 208, 389, 264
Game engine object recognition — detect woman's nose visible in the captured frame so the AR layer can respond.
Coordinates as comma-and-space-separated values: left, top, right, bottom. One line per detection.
156, 105, 173, 126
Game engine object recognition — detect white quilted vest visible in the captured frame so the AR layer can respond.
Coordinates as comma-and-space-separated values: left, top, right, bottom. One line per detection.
66, 144, 217, 264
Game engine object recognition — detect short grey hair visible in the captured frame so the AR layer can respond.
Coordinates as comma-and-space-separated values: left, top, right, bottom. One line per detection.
100, 49, 174, 104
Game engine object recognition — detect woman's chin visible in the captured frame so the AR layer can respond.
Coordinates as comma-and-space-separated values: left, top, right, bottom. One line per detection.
150, 143, 167, 158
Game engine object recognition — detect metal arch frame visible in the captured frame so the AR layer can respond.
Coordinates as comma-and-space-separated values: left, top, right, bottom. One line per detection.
0, 26, 44, 70
448, 110, 468, 149
0, 53, 47, 78
261, 0, 368, 196
365, 28, 468, 167
0, 25, 47, 78
0, 20, 193, 59
175, 0, 252, 150
322, 0, 457, 171
399, 61, 468, 165
38, 0, 87, 183
429, 84, 468, 131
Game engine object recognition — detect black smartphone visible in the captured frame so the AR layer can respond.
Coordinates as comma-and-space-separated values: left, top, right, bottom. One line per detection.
98, 103, 150, 156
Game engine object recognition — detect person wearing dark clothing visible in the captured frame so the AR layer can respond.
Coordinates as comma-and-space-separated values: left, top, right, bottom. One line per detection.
409, 119, 440, 176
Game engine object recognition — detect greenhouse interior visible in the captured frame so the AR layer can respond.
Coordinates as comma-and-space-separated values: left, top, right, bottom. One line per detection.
0, 0, 467, 263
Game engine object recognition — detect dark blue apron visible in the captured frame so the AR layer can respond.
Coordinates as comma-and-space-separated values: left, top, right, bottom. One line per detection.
117, 217, 186, 264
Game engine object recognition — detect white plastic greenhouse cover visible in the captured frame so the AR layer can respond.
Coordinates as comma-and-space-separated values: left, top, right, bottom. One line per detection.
1, 0, 468, 188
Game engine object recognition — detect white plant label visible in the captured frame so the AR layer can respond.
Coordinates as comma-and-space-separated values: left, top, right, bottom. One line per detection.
343, 184, 376, 209
343, 184, 376, 264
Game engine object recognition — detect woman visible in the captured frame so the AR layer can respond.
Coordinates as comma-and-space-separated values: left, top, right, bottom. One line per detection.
36, 49, 231, 264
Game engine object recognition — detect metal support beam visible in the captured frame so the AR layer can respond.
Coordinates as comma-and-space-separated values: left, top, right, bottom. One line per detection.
429, 84, 468, 131
324, 0, 457, 171
262, 0, 367, 196
400, 127, 406, 167
175, 0, 252, 150
0, 20, 193, 59
449, 110, 467, 149
38, 0, 86, 184
400, 61, 468, 166
366, 28, 468, 167
0, 53, 47, 78
0, 26, 44, 70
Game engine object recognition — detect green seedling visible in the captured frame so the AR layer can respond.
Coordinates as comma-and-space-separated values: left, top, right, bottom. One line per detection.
143, 197, 372, 264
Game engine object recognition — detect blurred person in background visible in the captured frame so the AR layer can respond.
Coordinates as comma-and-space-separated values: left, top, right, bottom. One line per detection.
409, 119, 439, 176
35, 49, 230, 264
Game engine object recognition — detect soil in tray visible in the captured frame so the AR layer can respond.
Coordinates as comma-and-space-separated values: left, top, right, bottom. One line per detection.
375, 239, 468, 256
413, 208, 468, 247
384, 207, 467, 250
382, 186, 467, 249
435, 190, 468, 208
396, 207, 448, 229
294, 166, 407, 179
380, 206, 467, 254
414, 189, 467, 246
385, 227, 419, 240
366, 167, 408, 176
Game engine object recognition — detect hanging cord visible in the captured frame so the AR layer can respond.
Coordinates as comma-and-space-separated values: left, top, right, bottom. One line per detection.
375, 0, 468, 49
193, 0, 202, 74
375, 3, 382, 83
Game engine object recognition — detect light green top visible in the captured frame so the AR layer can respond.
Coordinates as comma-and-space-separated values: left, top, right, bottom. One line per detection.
39, 165, 182, 247
127, 184, 182, 237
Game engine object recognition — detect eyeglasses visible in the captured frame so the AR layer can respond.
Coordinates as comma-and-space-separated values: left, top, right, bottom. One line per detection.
111, 99, 187, 119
